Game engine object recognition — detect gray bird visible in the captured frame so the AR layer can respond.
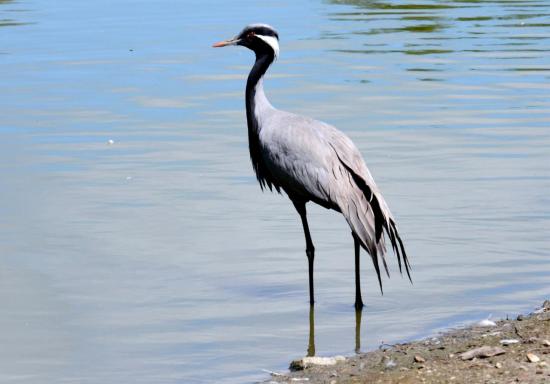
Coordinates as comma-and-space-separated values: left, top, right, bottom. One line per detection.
213, 24, 411, 309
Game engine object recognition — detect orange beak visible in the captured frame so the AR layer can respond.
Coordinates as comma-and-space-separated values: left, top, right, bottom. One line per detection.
212, 38, 240, 48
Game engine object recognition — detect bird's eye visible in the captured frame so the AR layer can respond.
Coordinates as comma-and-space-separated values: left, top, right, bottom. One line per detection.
247, 32, 255, 40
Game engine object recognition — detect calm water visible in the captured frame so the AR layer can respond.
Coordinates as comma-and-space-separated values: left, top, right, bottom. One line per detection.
1, 0, 549, 382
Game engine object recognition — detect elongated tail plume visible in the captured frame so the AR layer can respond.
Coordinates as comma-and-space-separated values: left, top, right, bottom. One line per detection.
337, 159, 412, 292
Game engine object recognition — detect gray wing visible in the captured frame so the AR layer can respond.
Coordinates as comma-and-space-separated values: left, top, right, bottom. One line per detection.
259, 111, 411, 290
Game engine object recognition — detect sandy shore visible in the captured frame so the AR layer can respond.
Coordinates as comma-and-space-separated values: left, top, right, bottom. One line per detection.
263, 300, 550, 383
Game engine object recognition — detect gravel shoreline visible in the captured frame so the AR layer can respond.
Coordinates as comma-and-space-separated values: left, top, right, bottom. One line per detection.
263, 300, 550, 383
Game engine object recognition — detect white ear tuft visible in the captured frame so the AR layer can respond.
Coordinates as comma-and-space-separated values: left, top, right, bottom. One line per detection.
256, 35, 279, 59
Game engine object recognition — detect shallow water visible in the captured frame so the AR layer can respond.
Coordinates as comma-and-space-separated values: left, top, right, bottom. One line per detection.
1, 0, 549, 382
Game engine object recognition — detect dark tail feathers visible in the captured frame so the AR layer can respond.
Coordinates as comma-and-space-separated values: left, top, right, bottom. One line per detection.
339, 159, 412, 292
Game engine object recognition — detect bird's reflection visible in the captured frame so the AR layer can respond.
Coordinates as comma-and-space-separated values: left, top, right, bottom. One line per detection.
306, 305, 364, 356
307, 305, 315, 356
355, 307, 362, 353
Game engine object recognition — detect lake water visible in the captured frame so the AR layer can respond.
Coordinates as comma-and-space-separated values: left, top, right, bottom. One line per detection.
1, 0, 549, 382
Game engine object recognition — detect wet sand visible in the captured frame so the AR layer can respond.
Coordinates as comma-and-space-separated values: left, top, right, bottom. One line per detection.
264, 300, 550, 383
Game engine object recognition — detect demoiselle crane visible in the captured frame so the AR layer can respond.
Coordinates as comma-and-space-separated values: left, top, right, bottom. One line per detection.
213, 24, 411, 309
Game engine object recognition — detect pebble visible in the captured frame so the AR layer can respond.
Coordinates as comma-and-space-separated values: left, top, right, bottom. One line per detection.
414, 355, 426, 363
460, 346, 506, 360
495, 362, 502, 369
500, 339, 519, 346
542, 339, 550, 347
526, 353, 540, 363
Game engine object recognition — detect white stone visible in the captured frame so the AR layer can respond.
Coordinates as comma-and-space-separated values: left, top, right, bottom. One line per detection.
526, 353, 540, 363
477, 319, 496, 327
302, 356, 345, 367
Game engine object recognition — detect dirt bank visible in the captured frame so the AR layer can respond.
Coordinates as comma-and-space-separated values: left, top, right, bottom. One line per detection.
264, 300, 550, 383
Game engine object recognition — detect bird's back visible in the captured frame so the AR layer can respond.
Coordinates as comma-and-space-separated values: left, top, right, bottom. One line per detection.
258, 109, 375, 204
256, 109, 409, 285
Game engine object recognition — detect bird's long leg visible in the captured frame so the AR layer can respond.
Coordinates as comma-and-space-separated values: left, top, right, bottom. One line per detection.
353, 232, 364, 310
293, 201, 315, 306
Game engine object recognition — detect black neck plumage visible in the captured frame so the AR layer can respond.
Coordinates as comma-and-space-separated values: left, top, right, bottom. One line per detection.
245, 51, 274, 110
245, 50, 277, 191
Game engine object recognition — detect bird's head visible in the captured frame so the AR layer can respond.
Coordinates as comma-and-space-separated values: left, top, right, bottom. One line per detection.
212, 23, 279, 59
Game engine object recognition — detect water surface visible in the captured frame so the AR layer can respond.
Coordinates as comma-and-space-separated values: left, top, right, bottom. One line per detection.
1, 0, 549, 383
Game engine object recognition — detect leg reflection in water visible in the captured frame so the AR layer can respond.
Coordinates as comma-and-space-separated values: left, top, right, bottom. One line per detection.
355, 308, 362, 353
305, 305, 364, 356
307, 305, 315, 357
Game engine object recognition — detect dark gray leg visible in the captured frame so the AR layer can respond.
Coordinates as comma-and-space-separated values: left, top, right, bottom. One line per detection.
293, 201, 315, 306
353, 233, 364, 310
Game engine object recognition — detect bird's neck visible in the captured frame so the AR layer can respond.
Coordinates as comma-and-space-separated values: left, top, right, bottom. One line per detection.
245, 51, 275, 189
246, 52, 274, 134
